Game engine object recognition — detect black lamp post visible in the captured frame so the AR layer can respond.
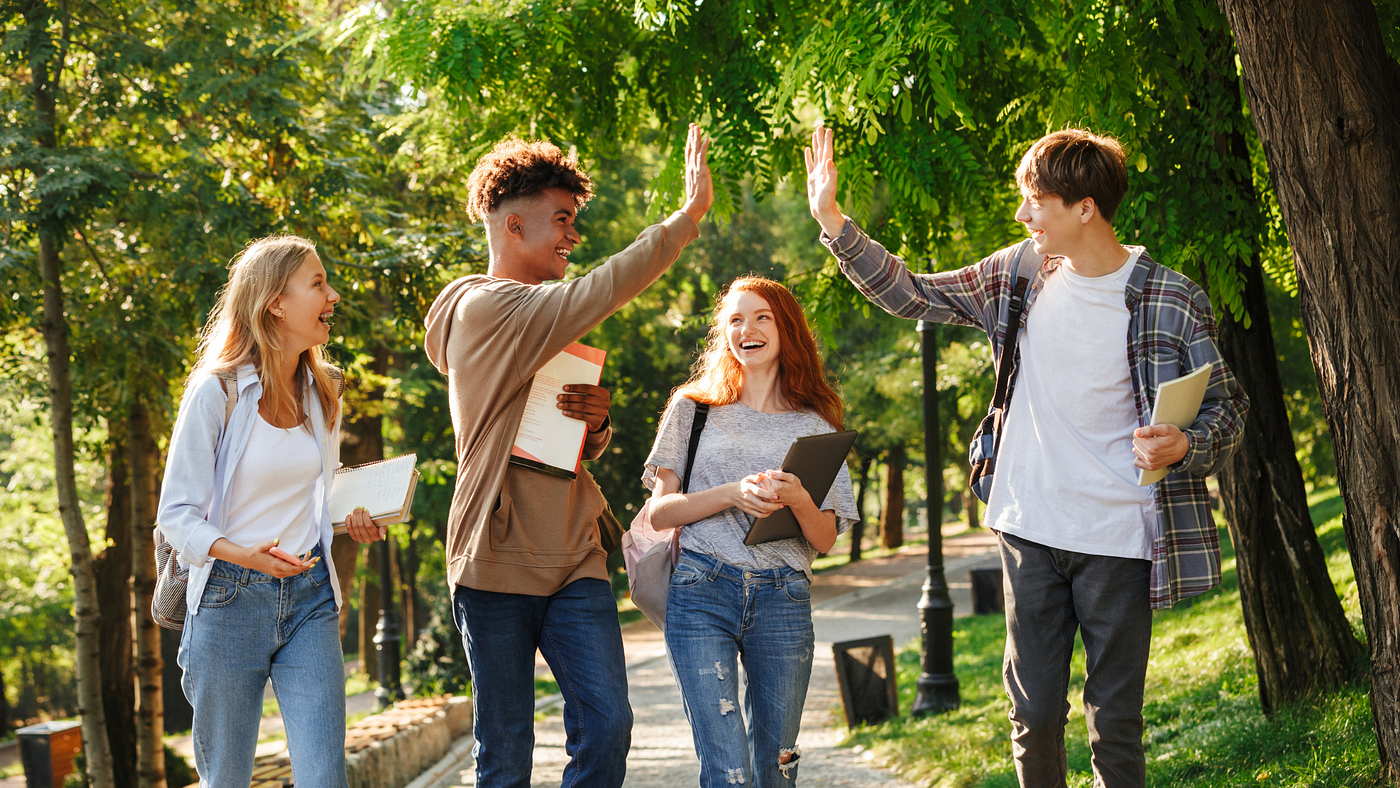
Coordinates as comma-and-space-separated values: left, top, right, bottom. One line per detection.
911, 319, 960, 716
374, 535, 405, 710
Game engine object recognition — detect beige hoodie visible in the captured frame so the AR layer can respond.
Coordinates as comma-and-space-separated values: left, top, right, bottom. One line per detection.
424, 211, 700, 596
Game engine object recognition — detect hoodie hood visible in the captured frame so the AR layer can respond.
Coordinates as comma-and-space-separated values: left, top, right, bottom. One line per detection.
424, 275, 492, 374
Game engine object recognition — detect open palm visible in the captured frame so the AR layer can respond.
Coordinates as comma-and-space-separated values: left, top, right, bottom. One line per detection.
803, 126, 845, 236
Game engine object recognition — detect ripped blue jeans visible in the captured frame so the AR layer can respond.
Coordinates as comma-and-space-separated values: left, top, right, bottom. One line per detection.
665, 549, 813, 787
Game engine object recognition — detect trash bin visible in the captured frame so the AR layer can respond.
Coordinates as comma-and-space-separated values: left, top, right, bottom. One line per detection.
970, 566, 1005, 615
832, 635, 899, 728
17, 720, 82, 788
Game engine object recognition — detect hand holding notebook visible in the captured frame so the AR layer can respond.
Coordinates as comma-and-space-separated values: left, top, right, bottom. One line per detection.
329, 454, 419, 533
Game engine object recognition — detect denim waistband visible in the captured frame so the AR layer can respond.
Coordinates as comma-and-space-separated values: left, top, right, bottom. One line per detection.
677, 548, 805, 585
210, 542, 325, 583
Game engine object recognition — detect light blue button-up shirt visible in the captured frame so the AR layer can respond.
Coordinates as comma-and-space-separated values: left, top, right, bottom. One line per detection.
157, 363, 344, 616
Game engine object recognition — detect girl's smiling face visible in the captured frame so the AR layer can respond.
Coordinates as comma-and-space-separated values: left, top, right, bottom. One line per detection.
724, 289, 780, 371
270, 252, 339, 354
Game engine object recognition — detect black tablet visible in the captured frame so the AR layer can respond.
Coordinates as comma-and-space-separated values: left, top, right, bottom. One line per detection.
743, 430, 859, 546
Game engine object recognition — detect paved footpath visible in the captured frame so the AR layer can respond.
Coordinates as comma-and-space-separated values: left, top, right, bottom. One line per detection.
429, 529, 1001, 788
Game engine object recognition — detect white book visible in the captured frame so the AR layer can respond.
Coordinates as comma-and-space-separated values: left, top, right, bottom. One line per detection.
1138, 365, 1213, 486
329, 453, 419, 533
510, 343, 607, 480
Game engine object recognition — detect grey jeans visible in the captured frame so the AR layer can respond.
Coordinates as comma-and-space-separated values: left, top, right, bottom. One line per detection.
998, 531, 1152, 788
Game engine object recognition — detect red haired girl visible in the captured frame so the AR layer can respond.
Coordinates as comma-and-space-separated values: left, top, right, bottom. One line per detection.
641, 275, 858, 787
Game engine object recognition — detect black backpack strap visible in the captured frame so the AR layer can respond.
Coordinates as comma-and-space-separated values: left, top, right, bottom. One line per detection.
989, 240, 1034, 410
681, 402, 710, 495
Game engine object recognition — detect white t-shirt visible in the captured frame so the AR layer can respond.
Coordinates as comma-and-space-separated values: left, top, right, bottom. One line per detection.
985, 247, 1156, 560
220, 413, 323, 558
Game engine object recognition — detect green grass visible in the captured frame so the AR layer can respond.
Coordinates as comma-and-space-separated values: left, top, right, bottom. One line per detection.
841, 490, 1385, 787
535, 675, 560, 699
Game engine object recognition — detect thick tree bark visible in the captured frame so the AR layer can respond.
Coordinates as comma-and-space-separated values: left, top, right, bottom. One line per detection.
1187, 21, 1366, 714
28, 0, 114, 781
851, 455, 872, 562
1216, 255, 1365, 710
128, 400, 167, 788
880, 444, 906, 550
96, 440, 136, 788
1217, 0, 1400, 774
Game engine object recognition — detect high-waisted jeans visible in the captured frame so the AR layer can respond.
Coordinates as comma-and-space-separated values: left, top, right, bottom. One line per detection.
664, 549, 815, 787
178, 544, 348, 788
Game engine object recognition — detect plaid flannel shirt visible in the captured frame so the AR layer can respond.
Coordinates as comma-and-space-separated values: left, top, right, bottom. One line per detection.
823, 221, 1249, 608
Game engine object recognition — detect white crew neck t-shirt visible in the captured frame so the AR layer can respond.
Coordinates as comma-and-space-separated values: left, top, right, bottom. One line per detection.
220, 413, 323, 558
984, 247, 1155, 560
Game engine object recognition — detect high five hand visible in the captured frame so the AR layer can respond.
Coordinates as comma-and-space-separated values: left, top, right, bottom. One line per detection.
804, 126, 848, 237
682, 123, 713, 225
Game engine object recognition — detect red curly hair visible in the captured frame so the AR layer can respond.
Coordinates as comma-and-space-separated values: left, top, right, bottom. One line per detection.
676, 276, 844, 431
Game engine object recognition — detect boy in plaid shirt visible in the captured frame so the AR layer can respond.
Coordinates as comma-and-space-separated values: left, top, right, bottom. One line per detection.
804, 127, 1247, 787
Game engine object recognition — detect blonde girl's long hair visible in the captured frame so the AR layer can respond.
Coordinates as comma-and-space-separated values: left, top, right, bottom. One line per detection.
191, 235, 341, 427
676, 275, 844, 431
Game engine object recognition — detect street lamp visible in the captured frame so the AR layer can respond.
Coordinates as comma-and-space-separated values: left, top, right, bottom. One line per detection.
374, 535, 405, 710
912, 319, 960, 716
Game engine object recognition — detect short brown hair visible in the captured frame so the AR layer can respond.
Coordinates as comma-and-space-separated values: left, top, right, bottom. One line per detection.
1016, 129, 1129, 223
466, 138, 594, 221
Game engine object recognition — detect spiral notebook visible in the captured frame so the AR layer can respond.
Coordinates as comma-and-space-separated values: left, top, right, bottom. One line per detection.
328, 454, 419, 533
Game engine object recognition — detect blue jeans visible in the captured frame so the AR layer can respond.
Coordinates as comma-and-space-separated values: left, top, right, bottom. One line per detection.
664, 550, 814, 787
178, 544, 347, 788
453, 578, 632, 788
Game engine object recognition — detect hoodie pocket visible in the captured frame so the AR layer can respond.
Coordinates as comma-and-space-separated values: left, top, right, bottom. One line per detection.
490, 468, 604, 559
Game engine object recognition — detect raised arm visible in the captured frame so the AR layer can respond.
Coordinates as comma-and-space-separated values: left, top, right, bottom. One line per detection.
508, 124, 713, 377
805, 125, 1002, 331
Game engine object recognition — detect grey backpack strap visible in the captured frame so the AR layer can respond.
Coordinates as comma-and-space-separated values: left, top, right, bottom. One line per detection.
326, 366, 345, 398
990, 240, 1035, 410
218, 371, 239, 427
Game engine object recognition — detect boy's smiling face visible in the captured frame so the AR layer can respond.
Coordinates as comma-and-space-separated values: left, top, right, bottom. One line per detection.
1015, 188, 1090, 258
494, 187, 582, 284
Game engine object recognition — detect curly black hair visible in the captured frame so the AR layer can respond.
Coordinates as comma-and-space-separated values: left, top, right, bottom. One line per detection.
466, 137, 595, 221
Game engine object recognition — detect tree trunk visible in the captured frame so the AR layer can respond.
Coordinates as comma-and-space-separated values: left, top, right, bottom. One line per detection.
880, 444, 906, 550
41, 236, 114, 787
1216, 253, 1366, 711
1218, 0, 1400, 773
336, 345, 388, 641
96, 440, 136, 788
129, 400, 167, 788
332, 536, 361, 643
1180, 19, 1368, 714
963, 481, 979, 531
400, 532, 422, 648
359, 543, 381, 674
1, 666, 9, 736
29, 0, 114, 777
851, 455, 872, 562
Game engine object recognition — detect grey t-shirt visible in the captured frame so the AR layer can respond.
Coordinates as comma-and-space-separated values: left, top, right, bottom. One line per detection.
642, 396, 858, 578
